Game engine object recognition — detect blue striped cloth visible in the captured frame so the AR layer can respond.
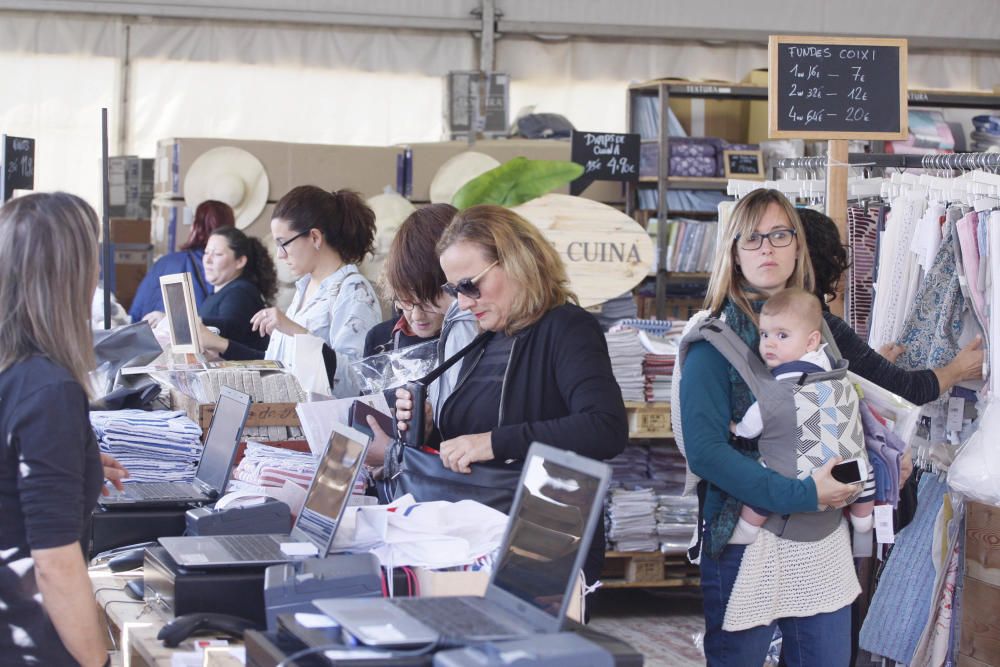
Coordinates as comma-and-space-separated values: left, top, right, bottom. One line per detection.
859, 473, 948, 663
91, 410, 203, 483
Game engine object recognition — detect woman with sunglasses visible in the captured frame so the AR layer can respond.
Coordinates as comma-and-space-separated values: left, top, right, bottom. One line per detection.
393, 204, 628, 585
200, 186, 381, 397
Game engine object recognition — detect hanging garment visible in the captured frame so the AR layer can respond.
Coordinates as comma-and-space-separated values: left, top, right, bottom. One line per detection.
847, 204, 879, 341
868, 194, 926, 350
858, 473, 948, 664
896, 207, 974, 372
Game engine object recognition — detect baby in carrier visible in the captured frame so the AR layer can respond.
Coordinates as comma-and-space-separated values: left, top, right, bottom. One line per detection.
731, 288, 875, 544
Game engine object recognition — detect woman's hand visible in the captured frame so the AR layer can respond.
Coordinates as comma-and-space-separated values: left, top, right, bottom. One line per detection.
877, 342, 905, 364
811, 457, 859, 508
394, 387, 433, 439
933, 335, 984, 394
364, 415, 393, 467
142, 311, 165, 327
251, 307, 306, 338
99, 453, 129, 496
439, 432, 494, 473
198, 322, 230, 355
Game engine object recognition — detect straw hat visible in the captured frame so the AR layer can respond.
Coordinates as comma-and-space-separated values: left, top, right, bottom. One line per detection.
429, 151, 500, 204
183, 146, 269, 230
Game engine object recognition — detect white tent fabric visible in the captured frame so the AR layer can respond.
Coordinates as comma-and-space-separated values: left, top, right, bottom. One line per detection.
0, 8, 999, 208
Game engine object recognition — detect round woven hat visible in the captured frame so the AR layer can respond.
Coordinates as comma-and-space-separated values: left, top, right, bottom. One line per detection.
184, 146, 269, 230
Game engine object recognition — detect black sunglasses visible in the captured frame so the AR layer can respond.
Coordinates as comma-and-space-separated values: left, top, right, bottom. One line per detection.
441, 261, 498, 299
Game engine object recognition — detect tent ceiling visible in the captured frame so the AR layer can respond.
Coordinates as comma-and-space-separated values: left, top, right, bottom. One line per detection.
4, 0, 1000, 51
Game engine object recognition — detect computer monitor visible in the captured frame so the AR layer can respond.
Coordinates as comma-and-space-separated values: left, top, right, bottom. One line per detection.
159, 272, 203, 355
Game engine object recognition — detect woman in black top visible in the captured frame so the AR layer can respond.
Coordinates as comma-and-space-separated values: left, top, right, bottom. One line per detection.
199, 226, 278, 352
394, 205, 628, 583
0, 193, 125, 666
798, 208, 983, 405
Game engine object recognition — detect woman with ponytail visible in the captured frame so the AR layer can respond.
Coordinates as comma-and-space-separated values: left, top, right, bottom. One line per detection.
201, 186, 381, 397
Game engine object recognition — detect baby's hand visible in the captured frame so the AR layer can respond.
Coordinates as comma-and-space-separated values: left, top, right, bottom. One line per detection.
729, 421, 739, 434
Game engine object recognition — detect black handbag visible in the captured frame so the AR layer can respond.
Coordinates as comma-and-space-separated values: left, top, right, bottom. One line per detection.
377, 331, 522, 513
380, 441, 521, 514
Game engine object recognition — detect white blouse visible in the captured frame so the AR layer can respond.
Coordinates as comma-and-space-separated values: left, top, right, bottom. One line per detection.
265, 264, 381, 397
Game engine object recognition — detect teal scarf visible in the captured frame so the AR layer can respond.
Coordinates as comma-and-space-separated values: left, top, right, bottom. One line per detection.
705, 297, 765, 558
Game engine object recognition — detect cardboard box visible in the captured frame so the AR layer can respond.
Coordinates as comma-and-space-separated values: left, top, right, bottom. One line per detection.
744, 69, 770, 144
403, 139, 623, 204
171, 389, 300, 430
413, 568, 584, 623
111, 244, 151, 311
668, 96, 749, 144
109, 218, 151, 245
155, 138, 398, 201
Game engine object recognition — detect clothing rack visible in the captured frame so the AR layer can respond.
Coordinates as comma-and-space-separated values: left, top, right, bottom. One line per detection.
775, 152, 1000, 171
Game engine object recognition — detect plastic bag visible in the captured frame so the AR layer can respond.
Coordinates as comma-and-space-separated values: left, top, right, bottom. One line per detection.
349, 339, 439, 395
948, 398, 1000, 506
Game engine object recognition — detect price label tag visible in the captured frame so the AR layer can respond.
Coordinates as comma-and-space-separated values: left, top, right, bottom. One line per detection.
874, 504, 895, 545
946, 396, 965, 433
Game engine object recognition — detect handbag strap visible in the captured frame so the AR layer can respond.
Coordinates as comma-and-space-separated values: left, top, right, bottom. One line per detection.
416, 330, 494, 387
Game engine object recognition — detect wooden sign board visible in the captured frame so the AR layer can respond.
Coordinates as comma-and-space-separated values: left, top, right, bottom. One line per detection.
1, 134, 34, 201
768, 35, 908, 140
723, 149, 765, 179
569, 130, 640, 196
513, 193, 654, 308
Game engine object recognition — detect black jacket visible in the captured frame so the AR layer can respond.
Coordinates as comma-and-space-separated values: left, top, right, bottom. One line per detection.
363, 317, 431, 358
438, 303, 628, 463
200, 278, 267, 352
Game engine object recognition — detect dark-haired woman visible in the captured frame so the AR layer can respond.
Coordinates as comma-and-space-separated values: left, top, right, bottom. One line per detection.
201, 186, 381, 398
199, 227, 279, 352
129, 199, 233, 323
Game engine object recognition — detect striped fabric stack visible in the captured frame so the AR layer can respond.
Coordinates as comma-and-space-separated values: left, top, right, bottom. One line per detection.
90, 410, 203, 483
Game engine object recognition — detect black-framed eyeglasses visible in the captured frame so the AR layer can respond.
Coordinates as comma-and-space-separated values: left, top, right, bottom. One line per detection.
276, 230, 310, 256
395, 299, 440, 315
736, 228, 796, 251
441, 260, 498, 299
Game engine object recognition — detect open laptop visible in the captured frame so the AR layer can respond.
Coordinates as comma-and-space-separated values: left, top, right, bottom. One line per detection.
99, 386, 252, 508
157, 421, 369, 568
315, 443, 611, 648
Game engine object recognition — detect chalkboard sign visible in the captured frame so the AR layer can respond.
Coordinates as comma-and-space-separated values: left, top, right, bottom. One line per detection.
1, 134, 35, 201
570, 131, 640, 196
768, 36, 908, 140
723, 150, 764, 179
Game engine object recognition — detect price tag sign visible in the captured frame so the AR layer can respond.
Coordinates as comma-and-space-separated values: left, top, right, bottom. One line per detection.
570, 131, 639, 196
768, 36, 908, 140
1, 134, 35, 202
874, 504, 895, 545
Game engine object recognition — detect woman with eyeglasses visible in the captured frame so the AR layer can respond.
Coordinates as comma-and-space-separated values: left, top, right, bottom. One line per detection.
679, 189, 867, 666
363, 204, 475, 359
200, 186, 381, 397
393, 204, 628, 585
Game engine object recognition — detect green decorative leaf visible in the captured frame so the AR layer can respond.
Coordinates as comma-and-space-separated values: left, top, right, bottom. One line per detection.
451, 157, 585, 209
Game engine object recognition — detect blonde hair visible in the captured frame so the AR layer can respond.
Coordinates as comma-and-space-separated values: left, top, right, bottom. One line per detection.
761, 287, 823, 331
704, 189, 814, 320
438, 205, 577, 334
0, 192, 100, 392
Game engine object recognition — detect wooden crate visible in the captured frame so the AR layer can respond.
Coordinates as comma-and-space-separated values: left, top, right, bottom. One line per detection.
601, 550, 700, 589
170, 389, 300, 430
625, 401, 672, 439
960, 502, 1000, 667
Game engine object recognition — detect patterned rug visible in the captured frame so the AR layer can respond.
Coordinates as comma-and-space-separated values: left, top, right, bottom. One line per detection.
589, 589, 707, 666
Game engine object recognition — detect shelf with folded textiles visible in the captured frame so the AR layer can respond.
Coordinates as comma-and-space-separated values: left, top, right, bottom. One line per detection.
624, 401, 673, 439
600, 550, 700, 589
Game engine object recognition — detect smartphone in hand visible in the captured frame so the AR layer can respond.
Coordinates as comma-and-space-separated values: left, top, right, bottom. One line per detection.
349, 400, 393, 440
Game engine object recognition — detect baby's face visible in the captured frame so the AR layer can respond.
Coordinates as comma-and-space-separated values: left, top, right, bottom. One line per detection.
758, 312, 820, 368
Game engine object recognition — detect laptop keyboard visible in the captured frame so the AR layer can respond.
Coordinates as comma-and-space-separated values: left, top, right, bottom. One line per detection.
120, 482, 203, 500
215, 534, 284, 561
392, 597, 522, 639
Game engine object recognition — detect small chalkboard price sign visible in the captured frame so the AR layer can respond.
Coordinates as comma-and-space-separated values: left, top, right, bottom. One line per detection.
1, 134, 35, 202
570, 130, 640, 196
768, 36, 908, 140
723, 150, 765, 179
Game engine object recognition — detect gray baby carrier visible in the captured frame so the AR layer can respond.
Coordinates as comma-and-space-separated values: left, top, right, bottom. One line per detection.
677, 317, 867, 543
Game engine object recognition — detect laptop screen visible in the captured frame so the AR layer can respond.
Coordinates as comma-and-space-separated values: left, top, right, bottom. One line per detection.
291, 426, 367, 551
491, 453, 603, 618
194, 387, 250, 492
